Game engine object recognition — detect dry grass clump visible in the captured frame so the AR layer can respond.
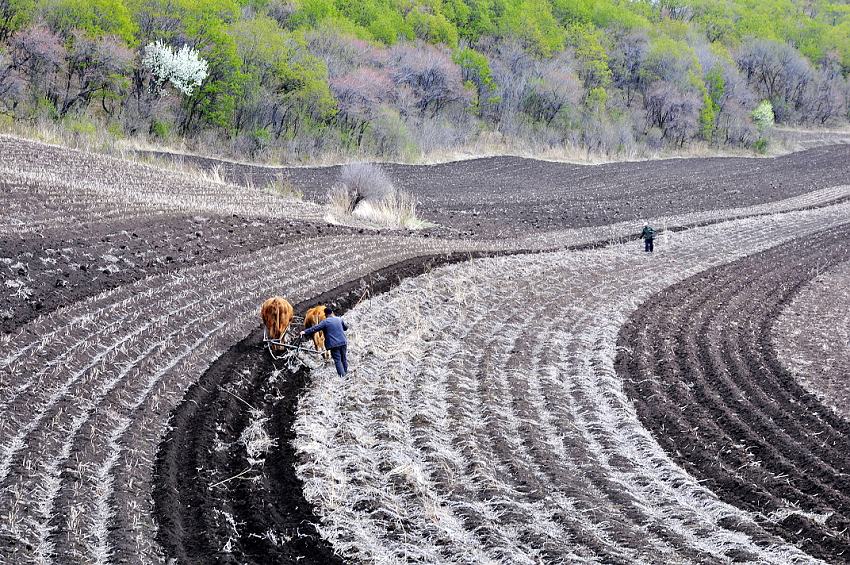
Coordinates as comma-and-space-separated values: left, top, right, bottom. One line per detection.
240, 408, 277, 467
264, 174, 304, 200
328, 163, 429, 229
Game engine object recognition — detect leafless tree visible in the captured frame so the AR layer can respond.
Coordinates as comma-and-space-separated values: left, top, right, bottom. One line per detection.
645, 81, 700, 145
266, 0, 297, 28
59, 32, 133, 117
387, 42, 470, 117
523, 53, 582, 126
331, 67, 395, 144
805, 70, 847, 125
609, 30, 649, 107
306, 31, 379, 78
0, 47, 24, 112
7, 25, 65, 109
737, 39, 814, 122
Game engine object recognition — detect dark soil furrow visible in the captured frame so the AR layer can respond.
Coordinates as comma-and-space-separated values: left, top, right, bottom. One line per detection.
617, 224, 850, 563
152, 252, 488, 564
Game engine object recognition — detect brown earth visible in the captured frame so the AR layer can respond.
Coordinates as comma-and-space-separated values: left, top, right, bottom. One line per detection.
4, 139, 850, 564
616, 225, 850, 564
5, 141, 849, 336
772, 260, 850, 421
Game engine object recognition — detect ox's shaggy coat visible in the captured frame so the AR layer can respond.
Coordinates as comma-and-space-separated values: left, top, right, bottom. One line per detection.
304, 305, 330, 360
260, 297, 294, 350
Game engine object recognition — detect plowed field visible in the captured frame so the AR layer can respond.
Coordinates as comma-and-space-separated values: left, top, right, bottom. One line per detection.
2, 134, 849, 564
150, 144, 850, 236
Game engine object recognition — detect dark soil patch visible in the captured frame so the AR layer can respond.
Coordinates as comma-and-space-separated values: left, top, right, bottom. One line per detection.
143, 145, 850, 237
0, 214, 354, 334
153, 251, 492, 565
616, 224, 850, 563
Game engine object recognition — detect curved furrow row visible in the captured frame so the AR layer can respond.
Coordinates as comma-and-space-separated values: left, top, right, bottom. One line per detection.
3, 157, 850, 564
295, 200, 850, 564
426, 291, 715, 563
0, 234, 483, 565
617, 225, 850, 562
772, 260, 850, 421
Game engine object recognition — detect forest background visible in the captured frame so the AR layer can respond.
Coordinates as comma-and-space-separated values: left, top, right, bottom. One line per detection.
0, 0, 849, 163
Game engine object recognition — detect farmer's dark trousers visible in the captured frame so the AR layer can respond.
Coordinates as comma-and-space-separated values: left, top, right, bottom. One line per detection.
330, 345, 348, 376
644, 238, 654, 252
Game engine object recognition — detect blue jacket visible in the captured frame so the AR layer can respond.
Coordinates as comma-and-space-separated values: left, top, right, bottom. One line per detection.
304, 315, 348, 348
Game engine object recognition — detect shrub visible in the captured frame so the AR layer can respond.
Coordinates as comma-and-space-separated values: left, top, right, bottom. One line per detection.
351, 187, 424, 229
64, 115, 97, 136
333, 162, 395, 213
328, 162, 426, 228
150, 119, 170, 140
363, 108, 418, 158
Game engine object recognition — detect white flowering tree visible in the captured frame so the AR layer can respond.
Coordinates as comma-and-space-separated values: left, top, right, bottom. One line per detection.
142, 41, 209, 96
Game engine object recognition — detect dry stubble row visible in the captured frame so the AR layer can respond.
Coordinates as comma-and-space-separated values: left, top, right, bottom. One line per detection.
295, 200, 850, 564
0, 234, 490, 565
3, 136, 850, 564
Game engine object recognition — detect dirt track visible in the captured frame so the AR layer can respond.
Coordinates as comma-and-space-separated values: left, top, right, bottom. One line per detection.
617, 225, 850, 562
148, 144, 850, 236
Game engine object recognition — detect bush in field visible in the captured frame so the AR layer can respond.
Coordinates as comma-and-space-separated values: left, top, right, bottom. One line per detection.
329, 162, 424, 228
332, 162, 394, 213
142, 40, 209, 96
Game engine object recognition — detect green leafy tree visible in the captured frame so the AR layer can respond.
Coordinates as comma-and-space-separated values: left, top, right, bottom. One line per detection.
0, 0, 35, 40
752, 99, 775, 130
497, 0, 564, 57
564, 23, 611, 90
44, 0, 137, 43
406, 8, 459, 48
453, 46, 498, 114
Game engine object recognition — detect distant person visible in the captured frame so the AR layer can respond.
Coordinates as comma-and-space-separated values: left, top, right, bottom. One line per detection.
640, 222, 655, 253
301, 306, 349, 377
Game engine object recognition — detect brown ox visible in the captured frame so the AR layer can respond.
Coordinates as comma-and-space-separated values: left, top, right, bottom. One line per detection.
304, 304, 330, 360
260, 297, 294, 350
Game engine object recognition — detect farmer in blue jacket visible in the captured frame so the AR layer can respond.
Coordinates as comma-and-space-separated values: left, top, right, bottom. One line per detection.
640, 222, 655, 253
301, 306, 349, 377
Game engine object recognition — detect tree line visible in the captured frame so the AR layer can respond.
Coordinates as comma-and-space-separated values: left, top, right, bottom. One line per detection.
0, 0, 848, 161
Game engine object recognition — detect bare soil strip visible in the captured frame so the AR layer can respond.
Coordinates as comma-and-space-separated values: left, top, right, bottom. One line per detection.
772, 260, 850, 420
293, 202, 850, 564
0, 136, 331, 235
0, 216, 353, 333
145, 144, 850, 237
617, 227, 850, 562
3, 134, 850, 564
